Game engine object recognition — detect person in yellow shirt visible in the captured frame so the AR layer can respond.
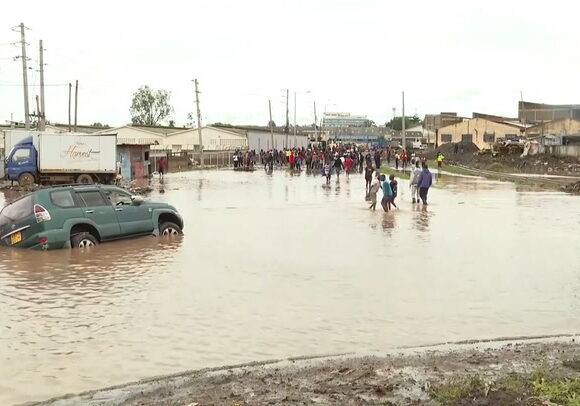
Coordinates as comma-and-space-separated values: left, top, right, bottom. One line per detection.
437, 152, 445, 168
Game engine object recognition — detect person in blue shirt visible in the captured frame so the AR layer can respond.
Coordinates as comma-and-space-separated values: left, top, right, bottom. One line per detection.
417, 163, 433, 205
380, 174, 393, 212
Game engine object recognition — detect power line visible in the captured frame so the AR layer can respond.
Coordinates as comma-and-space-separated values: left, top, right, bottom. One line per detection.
0, 83, 67, 87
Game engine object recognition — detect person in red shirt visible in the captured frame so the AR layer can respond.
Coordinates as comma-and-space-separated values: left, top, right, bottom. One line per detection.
289, 151, 295, 170
344, 156, 353, 178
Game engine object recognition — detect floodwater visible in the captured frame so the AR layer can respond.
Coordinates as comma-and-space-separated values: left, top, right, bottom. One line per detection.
1, 169, 580, 405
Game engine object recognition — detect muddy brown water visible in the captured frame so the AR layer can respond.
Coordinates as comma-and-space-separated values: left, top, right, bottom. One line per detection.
1, 169, 579, 405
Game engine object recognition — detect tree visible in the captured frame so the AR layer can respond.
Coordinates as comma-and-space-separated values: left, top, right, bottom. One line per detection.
386, 114, 422, 130
186, 112, 195, 127
268, 120, 276, 127
130, 85, 174, 126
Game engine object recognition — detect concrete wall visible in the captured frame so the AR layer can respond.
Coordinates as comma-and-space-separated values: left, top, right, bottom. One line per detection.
437, 118, 521, 149
544, 145, 580, 158
247, 130, 308, 151
527, 118, 580, 136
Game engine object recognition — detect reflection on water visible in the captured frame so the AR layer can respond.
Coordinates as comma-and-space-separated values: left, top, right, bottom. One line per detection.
381, 212, 396, 235
413, 205, 433, 233
1, 170, 580, 405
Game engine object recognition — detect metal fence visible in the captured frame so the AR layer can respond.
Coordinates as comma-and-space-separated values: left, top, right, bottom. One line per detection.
164, 150, 234, 172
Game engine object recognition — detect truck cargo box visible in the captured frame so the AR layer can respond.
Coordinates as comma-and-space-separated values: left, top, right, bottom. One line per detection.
37, 134, 117, 173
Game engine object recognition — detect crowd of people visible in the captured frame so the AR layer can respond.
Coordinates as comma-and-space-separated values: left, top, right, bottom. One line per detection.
234, 144, 435, 208
233, 150, 258, 169
365, 161, 432, 212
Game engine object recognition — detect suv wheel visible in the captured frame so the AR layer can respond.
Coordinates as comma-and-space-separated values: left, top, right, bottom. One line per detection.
159, 221, 182, 236
71, 233, 98, 248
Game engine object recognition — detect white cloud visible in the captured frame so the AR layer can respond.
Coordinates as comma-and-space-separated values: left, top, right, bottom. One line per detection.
1, 0, 579, 127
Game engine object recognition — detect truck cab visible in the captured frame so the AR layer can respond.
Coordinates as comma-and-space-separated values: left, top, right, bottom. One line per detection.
6, 136, 38, 185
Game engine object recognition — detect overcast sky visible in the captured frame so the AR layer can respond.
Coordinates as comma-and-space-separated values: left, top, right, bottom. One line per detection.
1, 0, 579, 128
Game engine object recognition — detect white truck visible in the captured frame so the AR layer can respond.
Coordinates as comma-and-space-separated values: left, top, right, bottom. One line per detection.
4, 131, 117, 186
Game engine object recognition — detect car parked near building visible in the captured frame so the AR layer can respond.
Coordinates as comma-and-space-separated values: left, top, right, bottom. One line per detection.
0, 185, 183, 250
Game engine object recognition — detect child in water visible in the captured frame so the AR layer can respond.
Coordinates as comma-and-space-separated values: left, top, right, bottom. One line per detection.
368, 172, 381, 211
389, 174, 398, 209
323, 162, 332, 185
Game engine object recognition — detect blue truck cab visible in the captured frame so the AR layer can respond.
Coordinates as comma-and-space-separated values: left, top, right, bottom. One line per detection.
6, 136, 38, 185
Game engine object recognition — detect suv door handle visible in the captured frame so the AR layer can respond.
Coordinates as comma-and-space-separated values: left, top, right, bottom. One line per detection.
85, 210, 94, 214
115, 208, 123, 212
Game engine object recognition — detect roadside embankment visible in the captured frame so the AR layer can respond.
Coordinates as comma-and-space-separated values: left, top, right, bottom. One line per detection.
31, 336, 580, 406
427, 142, 580, 178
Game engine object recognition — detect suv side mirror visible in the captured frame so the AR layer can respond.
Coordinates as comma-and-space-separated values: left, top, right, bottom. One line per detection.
131, 195, 144, 206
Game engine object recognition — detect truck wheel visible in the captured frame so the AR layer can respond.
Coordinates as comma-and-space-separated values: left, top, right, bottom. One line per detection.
71, 233, 98, 249
159, 221, 183, 236
18, 172, 36, 187
76, 174, 94, 184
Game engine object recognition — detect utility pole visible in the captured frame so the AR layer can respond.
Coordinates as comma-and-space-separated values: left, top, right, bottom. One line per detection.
194, 79, 204, 168
13, 23, 30, 129
74, 80, 78, 132
35, 96, 40, 121
269, 100, 274, 151
285, 89, 289, 135
401, 91, 406, 151
293, 91, 297, 148
68, 83, 72, 132
520, 90, 526, 139
313, 101, 317, 140
38, 39, 46, 130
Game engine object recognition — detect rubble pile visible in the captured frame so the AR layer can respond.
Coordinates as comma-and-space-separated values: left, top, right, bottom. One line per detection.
565, 180, 580, 194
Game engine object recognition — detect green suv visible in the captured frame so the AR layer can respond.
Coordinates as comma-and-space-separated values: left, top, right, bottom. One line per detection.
0, 185, 183, 250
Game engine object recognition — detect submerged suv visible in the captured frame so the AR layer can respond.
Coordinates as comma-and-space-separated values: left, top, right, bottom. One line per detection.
0, 185, 183, 250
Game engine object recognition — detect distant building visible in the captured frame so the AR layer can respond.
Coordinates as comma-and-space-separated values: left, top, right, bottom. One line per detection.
423, 112, 464, 132
519, 101, 580, 123
323, 112, 369, 128
96, 126, 163, 180
159, 126, 247, 152
324, 125, 389, 141
437, 118, 522, 150
527, 118, 580, 138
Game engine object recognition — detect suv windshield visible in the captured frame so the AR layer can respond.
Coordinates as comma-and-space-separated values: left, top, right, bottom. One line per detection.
0, 195, 33, 222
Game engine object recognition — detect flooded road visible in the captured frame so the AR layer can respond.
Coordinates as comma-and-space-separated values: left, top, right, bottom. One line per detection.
1, 169, 579, 405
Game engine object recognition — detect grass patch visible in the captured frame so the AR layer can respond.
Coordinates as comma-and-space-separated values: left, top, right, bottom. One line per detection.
495, 372, 531, 393
432, 375, 484, 404
431, 368, 580, 405
532, 377, 580, 406
426, 160, 475, 176
487, 162, 509, 172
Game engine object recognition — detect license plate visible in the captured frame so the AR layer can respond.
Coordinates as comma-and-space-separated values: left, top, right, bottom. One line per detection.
10, 232, 22, 245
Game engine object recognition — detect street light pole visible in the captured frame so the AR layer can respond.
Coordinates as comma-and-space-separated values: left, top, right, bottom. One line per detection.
293, 92, 297, 148
194, 79, 204, 169
401, 91, 406, 151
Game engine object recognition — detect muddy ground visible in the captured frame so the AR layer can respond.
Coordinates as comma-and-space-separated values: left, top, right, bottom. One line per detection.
33, 338, 580, 406
426, 143, 580, 177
